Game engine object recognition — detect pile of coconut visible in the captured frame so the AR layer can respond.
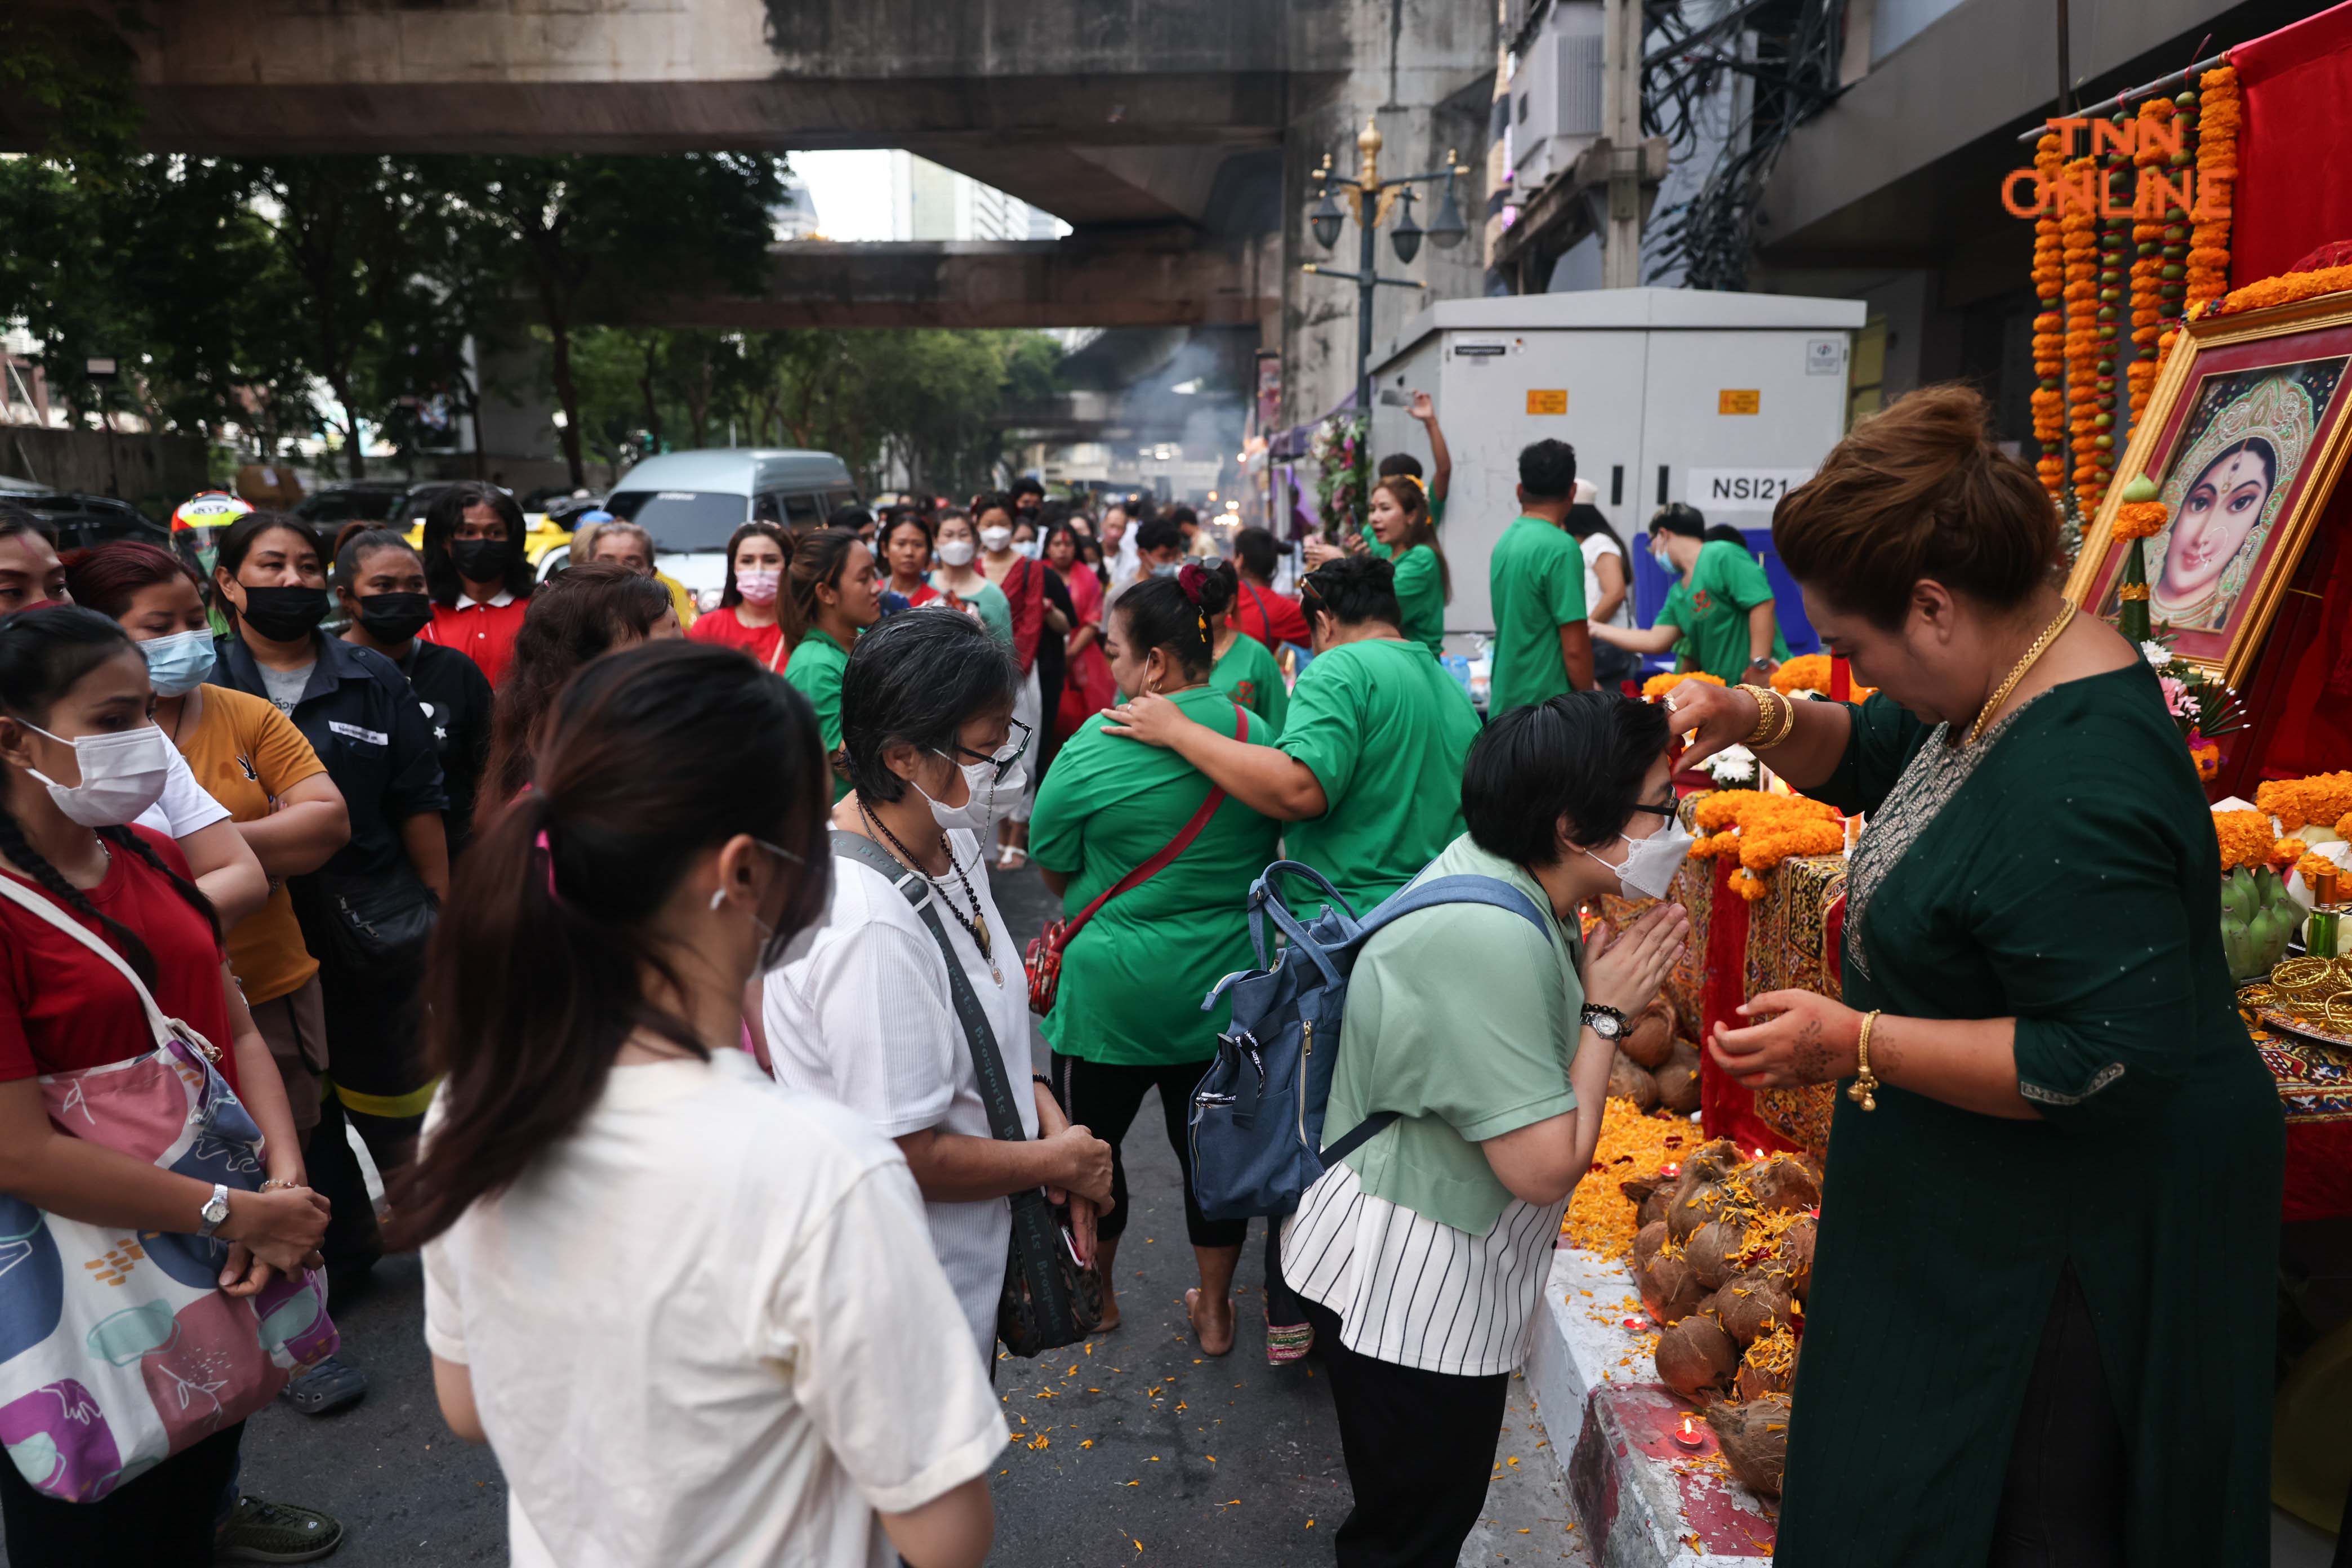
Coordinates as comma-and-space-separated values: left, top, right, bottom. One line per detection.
1603, 996, 1703, 1117
1622, 1138, 1820, 1502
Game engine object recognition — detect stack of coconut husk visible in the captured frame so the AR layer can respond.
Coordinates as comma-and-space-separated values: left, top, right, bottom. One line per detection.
1621, 1139, 1820, 1501
1603, 997, 1703, 1117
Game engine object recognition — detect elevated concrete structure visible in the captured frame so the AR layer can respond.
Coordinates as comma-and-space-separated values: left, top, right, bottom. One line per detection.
17, 0, 1497, 427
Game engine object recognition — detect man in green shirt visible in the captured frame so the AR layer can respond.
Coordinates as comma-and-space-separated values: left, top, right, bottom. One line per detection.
1099, 554, 1480, 913
1593, 504, 1787, 686
1485, 439, 1593, 714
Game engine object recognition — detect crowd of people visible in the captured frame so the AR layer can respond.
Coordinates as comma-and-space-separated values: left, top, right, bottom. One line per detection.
0, 377, 2286, 1568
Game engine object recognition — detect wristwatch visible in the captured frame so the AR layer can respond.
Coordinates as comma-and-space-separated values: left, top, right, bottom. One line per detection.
197, 1182, 231, 1240
1581, 1003, 1630, 1041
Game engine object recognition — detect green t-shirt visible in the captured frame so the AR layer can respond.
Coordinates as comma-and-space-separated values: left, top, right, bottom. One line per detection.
1282, 638, 1482, 912
1210, 633, 1289, 740
1389, 544, 1446, 657
1326, 834, 1583, 1235
1654, 540, 1792, 684
1030, 685, 1282, 1066
783, 626, 854, 800
929, 575, 1012, 649
1486, 514, 1589, 715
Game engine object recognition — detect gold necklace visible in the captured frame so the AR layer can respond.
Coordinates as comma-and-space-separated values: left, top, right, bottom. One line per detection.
1965, 600, 2077, 747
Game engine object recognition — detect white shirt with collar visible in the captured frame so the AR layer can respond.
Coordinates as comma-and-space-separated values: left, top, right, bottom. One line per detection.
452, 590, 516, 611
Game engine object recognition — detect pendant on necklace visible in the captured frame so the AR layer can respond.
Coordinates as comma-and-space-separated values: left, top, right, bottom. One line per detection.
974, 912, 992, 955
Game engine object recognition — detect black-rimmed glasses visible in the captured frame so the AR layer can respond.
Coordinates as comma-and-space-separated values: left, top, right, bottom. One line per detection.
953, 718, 1032, 784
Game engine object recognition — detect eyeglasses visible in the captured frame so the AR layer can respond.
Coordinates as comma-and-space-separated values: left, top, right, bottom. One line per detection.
952, 718, 1032, 784
1627, 799, 1677, 818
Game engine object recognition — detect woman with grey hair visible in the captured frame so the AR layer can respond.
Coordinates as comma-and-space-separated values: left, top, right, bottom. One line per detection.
761, 608, 1114, 1364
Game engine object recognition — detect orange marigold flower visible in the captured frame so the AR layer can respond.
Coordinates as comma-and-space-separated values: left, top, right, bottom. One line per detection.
2112, 501, 2168, 541
2213, 809, 2274, 871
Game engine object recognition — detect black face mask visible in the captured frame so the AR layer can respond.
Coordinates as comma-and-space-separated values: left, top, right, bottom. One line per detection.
238, 585, 330, 643
451, 536, 517, 582
355, 591, 434, 643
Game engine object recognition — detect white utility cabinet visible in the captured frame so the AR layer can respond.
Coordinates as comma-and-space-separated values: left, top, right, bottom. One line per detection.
1365, 288, 1867, 636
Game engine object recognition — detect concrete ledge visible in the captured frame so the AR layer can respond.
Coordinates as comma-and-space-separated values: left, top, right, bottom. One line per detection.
1525, 1248, 1777, 1568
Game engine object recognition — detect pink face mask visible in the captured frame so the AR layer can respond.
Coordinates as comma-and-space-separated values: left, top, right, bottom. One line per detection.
736, 568, 781, 605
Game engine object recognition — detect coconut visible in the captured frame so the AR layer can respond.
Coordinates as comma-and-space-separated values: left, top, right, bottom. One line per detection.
1637, 1186, 1672, 1227
1655, 1313, 1739, 1398
1632, 1219, 1669, 1272
1712, 1268, 1794, 1347
1609, 1053, 1661, 1113
1638, 1249, 1708, 1326
1683, 1218, 1748, 1290
1682, 1137, 1746, 1187
1735, 1325, 1798, 1401
1664, 1180, 1721, 1242
1706, 1394, 1792, 1498
1622, 1000, 1676, 1070
1744, 1153, 1822, 1214
1776, 1215, 1817, 1300
1619, 1170, 1667, 1206
1655, 1040, 1704, 1113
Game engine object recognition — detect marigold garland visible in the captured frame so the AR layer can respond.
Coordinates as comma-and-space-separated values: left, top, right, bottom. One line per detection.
2213, 809, 2275, 870
1692, 790, 1845, 901
2062, 155, 2106, 513
2032, 133, 2067, 495
2127, 96, 2175, 422
1642, 670, 1725, 700
2112, 501, 2168, 541
2298, 852, 2340, 887
2210, 262, 2352, 318
2271, 836, 2310, 871
1769, 653, 1877, 702
2091, 126, 2130, 491
2257, 772, 2352, 834
2157, 66, 2239, 376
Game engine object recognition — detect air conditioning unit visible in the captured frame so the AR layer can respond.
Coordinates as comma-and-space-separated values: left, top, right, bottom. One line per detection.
1512, 1, 1605, 192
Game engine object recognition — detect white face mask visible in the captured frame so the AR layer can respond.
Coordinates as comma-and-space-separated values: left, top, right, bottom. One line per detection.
1014, 539, 1042, 560
937, 538, 976, 567
914, 755, 1029, 835
18, 719, 176, 828
1583, 813, 1694, 900
978, 525, 1013, 553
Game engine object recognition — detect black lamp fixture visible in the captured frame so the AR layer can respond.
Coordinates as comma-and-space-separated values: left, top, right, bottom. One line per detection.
1309, 158, 1345, 252
1390, 188, 1423, 264
1426, 177, 1468, 250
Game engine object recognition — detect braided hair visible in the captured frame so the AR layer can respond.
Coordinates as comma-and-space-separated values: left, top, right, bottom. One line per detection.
0, 606, 219, 987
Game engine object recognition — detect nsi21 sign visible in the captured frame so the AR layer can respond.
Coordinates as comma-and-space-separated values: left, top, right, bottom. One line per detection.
1686, 468, 1815, 510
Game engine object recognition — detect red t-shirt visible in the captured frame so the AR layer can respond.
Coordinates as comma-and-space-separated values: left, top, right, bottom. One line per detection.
687, 605, 790, 671
0, 828, 237, 1090
1230, 581, 1309, 649
421, 595, 531, 687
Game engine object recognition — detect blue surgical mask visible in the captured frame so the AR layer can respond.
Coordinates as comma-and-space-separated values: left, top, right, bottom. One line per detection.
139, 629, 216, 697
1651, 538, 1674, 569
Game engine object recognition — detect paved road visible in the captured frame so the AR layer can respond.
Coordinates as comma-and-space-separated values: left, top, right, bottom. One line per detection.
8, 865, 1591, 1567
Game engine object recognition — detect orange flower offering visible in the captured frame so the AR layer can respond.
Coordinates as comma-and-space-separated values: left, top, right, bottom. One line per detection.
2127, 97, 2174, 421
2112, 501, 2168, 541
1692, 791, 1845, 902
2271, 837, 2309, 871
1767, 654, 1877, 702
1561, 1095, 1695, 1260
2297, 852, 2338, 887
2256, 773, 2352, 833
1643, 670, 1725, 700
2211, 263, 2352, 318
2212, 809, 2275, 871
2031, 132, 2066, 496
2061, 154, 2106, 510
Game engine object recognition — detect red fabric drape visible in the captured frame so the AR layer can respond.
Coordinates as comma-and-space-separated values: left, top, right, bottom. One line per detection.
1695, 858, 1802, 1157
2229, 1, 2352, 287
2217, 486, 2352, 794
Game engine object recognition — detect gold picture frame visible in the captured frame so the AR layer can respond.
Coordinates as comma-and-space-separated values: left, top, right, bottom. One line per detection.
2065, 292, 2352, 689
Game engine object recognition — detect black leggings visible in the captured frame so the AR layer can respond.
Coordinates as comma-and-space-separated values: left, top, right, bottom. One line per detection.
0, 1422, 243, 1568
1049, 1053, 1247, 1249
1986, 1262, 2127, 1568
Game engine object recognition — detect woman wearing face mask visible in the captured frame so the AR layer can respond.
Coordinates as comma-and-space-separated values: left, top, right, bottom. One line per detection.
480, 563, 680, 824
686, 520, 792, 671
784, 529, 884, 805
974, 493, 1058, 868
417, 482, 536, 688
1044, 519, 1115, 746
209, 511, 448, 1289
1030, 568, 1280, 1352
1594, 502, 1789, 686
397, 640, 1007, 1568
912, 513, 1014, 650
0, 605, 342, 1566
334, 526, 493, 858
1662, 386, 2282, 1568
764, 609, 1116, 1366
1281, 692, 1688, 1563
1198, 559, 1288, 738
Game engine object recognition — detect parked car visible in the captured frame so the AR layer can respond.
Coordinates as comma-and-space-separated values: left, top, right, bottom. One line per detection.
581, 449, 858, 609
11, 493, 171, 554
293, 482, 407, 531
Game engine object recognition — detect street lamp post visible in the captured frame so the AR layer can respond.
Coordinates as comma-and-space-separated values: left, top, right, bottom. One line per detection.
1302, 119, 1472, 422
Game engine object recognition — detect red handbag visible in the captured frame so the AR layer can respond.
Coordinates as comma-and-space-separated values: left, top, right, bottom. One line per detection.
1026, 703, 1249, 1015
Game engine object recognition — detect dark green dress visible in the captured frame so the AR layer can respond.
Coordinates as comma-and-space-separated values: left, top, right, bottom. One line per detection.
1779, 662, 2283, 1567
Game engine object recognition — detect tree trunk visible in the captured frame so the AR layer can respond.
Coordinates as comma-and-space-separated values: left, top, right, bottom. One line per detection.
546, 313, 586, 490
328, 374, 367, 478
637, 337, 663, 452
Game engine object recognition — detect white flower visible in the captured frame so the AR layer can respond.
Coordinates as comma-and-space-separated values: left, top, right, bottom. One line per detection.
2141, 639, 2171, 667
1703, 745, 1759, 784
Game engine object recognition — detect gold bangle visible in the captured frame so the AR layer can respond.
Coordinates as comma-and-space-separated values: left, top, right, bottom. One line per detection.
1847, 1010, 1883, 1111
1765, 689, 1798, 749
1737, 684, 1780, 747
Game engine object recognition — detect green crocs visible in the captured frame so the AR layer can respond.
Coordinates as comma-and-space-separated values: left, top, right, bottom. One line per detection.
215, 1495, 345, 1563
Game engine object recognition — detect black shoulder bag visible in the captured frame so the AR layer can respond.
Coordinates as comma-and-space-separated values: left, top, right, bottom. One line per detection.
830, 831, 1103, 1357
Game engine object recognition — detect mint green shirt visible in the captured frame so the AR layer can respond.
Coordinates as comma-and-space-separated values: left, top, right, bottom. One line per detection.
1325, 834, 1583, 1235
1210, 632, 1288, 740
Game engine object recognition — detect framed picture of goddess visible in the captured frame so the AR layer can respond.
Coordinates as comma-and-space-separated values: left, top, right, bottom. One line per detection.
2070, 296, 2352, 687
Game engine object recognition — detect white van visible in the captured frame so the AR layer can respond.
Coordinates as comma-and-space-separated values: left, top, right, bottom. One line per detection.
547, 449, 859, 609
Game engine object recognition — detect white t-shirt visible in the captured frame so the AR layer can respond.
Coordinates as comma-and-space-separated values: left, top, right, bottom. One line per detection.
1580, 533, 1633, 630
421, 1051, 1005, 1568
132, 746, 233, 839
763, 828, 1037, 1363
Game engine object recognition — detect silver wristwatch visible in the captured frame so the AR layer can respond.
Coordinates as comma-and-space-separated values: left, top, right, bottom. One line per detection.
1582, 1003, 1629, 1041
197, 1182, 231, 1240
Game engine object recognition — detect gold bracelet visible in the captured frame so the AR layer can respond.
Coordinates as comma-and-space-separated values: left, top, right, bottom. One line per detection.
1737, 684, 1781, 747
1847, 1010, 1883, 1111
1765, 689, 1798, 749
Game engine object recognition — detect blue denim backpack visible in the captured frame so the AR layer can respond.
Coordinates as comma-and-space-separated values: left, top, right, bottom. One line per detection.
1186, 859, 1552, 1223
